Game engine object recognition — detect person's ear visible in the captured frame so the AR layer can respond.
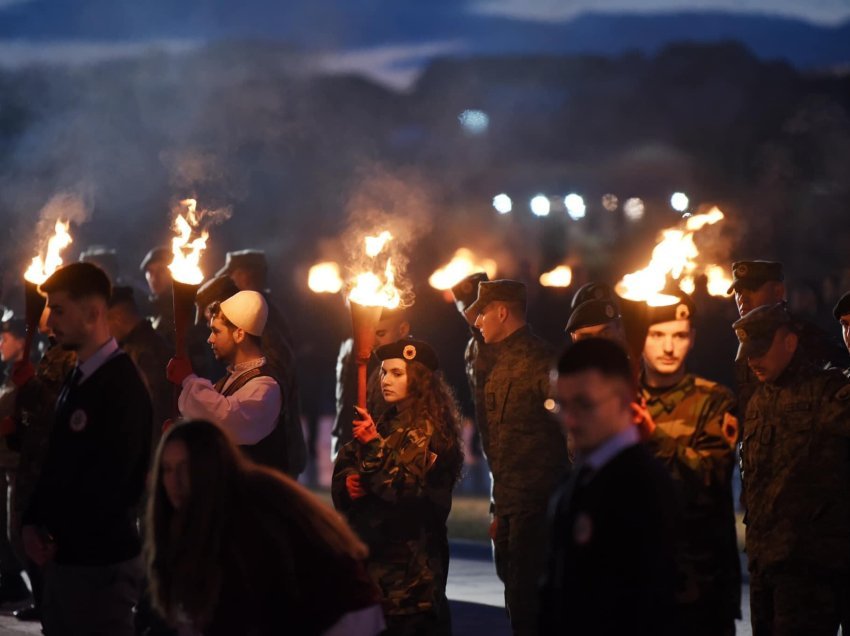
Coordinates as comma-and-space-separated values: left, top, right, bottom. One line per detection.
688, 327, 696, 353
497, 303, 509, 323
232, 328, 246, 344
784, 331, 798, 353
399, 321, 411, 338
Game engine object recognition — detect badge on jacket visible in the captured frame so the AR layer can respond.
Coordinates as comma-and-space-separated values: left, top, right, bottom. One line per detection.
69, 409, 88, 433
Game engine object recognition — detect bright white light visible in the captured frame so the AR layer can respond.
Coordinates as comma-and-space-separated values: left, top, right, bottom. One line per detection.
492, 193, 512, 214
564, 193, 586, 220
530, 195, 551, 217
671, 192, 689, 212
458, 109, 490, 135
623, 197, 645, 221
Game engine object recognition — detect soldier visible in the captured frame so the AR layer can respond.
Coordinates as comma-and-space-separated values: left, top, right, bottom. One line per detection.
107, 286, 172, 441
638, 295, 740, 635
570, 282, 647, 362
139, 247, 175, 347
470, 280, 570, 636
734, 302, 850, 634
167, 291, 300, 476
332, 338, 463, 635
728, 260, 849, 415
833, 291, 850, 370
332, 307, 411, 460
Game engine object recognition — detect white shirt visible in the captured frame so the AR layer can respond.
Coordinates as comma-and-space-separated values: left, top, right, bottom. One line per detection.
578, 425, 640, 472
178, 357, 282, 445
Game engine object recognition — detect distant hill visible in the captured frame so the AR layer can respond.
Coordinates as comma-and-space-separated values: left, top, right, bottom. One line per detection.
0, 2, 848, 70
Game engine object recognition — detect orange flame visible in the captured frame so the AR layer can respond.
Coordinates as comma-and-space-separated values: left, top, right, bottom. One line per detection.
24, 220, 73, 284
308, 261, 344, 294
539, 265, 573, 288
428, 248, 497, 290
168, 198, 208, 285
348, 232, 402, 308
616, 206, 728, 303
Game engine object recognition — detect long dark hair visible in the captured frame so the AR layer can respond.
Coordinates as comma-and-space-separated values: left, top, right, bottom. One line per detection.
145, 420, 368, 627
400, 360, 464, 483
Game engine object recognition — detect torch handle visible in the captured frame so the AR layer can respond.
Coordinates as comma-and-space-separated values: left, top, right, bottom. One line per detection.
356, 359, 368, 410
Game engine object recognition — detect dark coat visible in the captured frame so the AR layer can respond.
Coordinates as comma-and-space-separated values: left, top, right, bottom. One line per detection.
540, 443, 680, 636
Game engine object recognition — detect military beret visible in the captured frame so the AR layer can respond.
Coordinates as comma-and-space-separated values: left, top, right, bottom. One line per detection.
466, 280, 527, 317
215, 249, 268, 278
645, 294, 696, 326
376, 338, 439, 371
0, 317, 27, 339
565, 299, 621, 333
451, 272, 490, 314
196, 275, 240, 311
732, 302, 792, 362
108, 285, 137, 308
833, 291, 850, 321
139, 247, 171, 273
570, 282, 617, 310
727, 260, 784, 294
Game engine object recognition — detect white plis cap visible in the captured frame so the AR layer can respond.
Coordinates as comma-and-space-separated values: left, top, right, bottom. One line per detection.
220, 291, 268, 336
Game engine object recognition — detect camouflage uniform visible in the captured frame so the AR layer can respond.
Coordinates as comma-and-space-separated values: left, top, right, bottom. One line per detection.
640, 374, 741, 634
332, 406, 459, 634
464, 332, 495, 476
741, 355, 850, 635
484, 326, 569, 636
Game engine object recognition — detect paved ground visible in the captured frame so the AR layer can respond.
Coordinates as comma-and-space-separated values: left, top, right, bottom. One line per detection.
0, 542, 753, 635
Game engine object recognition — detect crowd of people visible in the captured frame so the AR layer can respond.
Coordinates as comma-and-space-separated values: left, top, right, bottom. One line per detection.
0, 245, 849, 635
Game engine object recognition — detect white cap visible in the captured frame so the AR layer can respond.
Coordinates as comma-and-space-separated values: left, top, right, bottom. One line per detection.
219, 291, 268, 336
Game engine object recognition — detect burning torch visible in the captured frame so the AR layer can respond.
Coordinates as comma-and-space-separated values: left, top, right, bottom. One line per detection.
168, 199, 207, 358
347, 231, 402, 409
22, 220, 73, 361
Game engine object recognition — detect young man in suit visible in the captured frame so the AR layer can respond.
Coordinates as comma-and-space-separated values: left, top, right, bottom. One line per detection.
540, 338, 679, 635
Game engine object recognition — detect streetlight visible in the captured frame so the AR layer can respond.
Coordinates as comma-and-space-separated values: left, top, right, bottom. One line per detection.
530, 195, 550, 217
671, 192, 689, 212
493, 193, 512, 214
564, 194, 586, 220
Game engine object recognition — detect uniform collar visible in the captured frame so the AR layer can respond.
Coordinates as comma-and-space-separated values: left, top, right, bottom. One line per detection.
640, 373, 695, 412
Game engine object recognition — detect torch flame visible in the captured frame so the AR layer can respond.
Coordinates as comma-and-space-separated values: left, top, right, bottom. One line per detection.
308, 261, 344, 294
24, 220, 73, 284
365, 231, 393, 258
168, 198, 208, 285
539, 265, 573, 288
705, 264, 733, 297
429, 248, 498, 290
616, 206, 729, 303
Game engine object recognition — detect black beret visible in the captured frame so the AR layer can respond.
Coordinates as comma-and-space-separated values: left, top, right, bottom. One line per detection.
139, 247, 171, 273
1, 317, 27, 339
376, 338, 439, 372
451, 272, 490, 314
727, 260, 784, 294
645, 293, 696, 326
467, 280, 527, 317
833, 291, 850, 321
570, 282, 617, 310
565, 299, 621, 333
215, 249, 268, 277
732, 302, 792, 362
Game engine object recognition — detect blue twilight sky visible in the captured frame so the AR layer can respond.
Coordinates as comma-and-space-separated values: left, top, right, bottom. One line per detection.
1, 0, 849, 88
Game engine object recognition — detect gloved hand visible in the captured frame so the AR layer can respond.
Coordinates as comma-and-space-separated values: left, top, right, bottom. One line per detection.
346, 473, 367, 500
631, 399, 656, 440
352, 406, 379, 444
166, 356, 194, 386
11, 360, 35, 388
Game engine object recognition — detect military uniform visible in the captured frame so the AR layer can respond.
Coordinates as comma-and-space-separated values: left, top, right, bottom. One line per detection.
332, 405, 458, 634
484, 325, 568, 635
735, 304, 850, 634
641, 373, 741, 633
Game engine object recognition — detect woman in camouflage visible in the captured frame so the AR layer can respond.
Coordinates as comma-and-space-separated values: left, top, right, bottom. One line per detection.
332, 338, 464, 636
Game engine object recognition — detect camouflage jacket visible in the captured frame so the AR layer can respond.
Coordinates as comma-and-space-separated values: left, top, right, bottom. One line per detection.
483, 326, 569, 515
741, 355, 850, 574
332, 406, 458, 616
640, 373, 741, 618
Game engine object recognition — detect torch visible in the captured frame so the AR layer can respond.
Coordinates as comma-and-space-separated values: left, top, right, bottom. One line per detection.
168, 199, 208, 358
22, 220, 73, 361
347, 231, 402, 409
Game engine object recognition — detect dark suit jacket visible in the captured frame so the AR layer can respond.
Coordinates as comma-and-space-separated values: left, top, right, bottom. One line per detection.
540, 443, 680, 635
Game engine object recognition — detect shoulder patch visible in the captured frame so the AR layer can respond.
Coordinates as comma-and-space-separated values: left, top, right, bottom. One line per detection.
721, 413, 739, 448
693, 377, 717, 389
